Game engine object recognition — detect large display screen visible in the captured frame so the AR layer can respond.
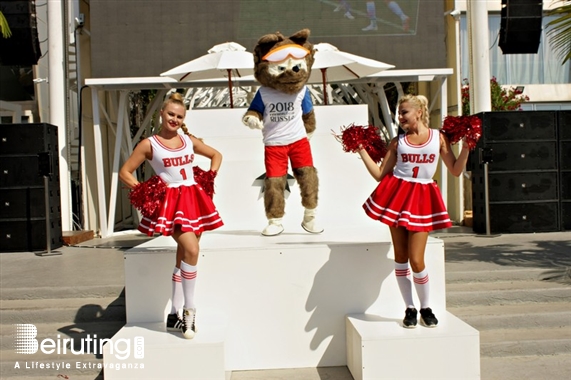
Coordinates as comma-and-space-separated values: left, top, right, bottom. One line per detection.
237, 0, 421, 38
90, 0, 445, 78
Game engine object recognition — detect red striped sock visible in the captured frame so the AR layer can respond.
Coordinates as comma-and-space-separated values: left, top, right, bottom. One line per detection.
413, 269, 430, 309
180, 261, 197, 310
171, 267, 183, 314
395, 262, 414, 308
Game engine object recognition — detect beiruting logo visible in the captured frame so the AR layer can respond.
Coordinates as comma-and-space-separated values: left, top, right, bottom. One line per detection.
13, 324, 145, 371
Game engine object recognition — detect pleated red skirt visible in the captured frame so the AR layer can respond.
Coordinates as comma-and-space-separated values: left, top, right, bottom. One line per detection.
138, 184, 223, 236
363, 172, 452, 232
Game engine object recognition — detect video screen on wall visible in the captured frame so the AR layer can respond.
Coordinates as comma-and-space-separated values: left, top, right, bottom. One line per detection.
90, 0, 445, 78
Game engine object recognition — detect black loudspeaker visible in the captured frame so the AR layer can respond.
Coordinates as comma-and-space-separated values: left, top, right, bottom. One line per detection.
499, 0, 543, 54
559, 111, 571, 230
470, 111, 560, 233
0, 123, 62, 252
0, 218, 62, 252
472, 201, 560, 233
0, 0, 42, 66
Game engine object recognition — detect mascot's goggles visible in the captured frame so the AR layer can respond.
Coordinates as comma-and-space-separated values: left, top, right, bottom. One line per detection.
262, 44, 310, 62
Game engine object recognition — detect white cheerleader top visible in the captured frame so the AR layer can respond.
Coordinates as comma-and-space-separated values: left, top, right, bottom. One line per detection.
393, 129, 440, 184
148, 134, 197, 187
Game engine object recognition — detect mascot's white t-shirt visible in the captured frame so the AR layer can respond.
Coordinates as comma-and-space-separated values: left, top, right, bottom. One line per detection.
249, 86, 313, 146
393, 128, 440, 184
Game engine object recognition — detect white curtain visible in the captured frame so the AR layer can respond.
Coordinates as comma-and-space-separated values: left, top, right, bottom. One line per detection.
460, 14, 571, 85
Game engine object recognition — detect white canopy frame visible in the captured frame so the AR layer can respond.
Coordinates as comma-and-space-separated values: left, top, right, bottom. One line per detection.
85, 68, 454, 238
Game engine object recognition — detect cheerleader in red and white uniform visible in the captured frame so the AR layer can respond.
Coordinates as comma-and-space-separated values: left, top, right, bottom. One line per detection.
358, 94, 469, 328
120, 92, 223, 339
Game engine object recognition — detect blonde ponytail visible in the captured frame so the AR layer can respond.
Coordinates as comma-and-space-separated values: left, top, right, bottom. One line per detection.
181, 123, 202, 141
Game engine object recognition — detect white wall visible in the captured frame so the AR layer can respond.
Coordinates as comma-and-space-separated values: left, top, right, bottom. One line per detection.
187, 105, 375, 231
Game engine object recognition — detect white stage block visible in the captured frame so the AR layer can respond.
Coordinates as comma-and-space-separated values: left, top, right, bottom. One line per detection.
103, 319, 227, 380
346, 312, 480, 380
124, 226, 447, 370
120, 105, 465, 371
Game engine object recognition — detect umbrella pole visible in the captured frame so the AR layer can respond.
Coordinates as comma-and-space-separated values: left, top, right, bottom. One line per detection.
227, 69, 234, 108
321, 68, 328, 105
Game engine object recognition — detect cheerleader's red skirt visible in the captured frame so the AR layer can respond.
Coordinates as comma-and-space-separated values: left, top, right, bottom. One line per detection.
138, 184, 223, 237
363, 172, 452, 232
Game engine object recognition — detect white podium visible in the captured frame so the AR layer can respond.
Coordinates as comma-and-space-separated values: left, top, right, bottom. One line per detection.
102, 321, 227, 380
104, 106, 480, 378
346, 312, 480, 380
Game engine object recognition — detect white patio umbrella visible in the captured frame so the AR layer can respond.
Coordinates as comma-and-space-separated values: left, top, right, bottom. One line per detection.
160, 42, 254, 108
311, 43, 395, 104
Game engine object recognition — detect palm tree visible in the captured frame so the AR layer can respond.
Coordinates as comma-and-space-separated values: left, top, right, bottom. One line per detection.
547, 1, 571, 64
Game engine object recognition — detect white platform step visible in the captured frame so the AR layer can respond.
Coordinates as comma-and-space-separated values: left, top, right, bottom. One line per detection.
346, 312, 480, 380
124, 226, 447, 370
103, 317, 228, 379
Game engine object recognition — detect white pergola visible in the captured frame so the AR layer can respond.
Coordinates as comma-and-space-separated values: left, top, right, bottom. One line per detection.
85, 68, 455, 238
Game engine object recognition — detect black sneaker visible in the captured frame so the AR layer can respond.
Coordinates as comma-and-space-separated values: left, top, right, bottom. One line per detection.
420, 308, 439, 327
182, 308, 196, 339
166, 313, 183, 332
403, 307, 417, 328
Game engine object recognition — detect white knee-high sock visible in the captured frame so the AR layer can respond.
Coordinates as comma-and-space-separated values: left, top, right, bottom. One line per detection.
387, 1, 408, 20
170, 267, 183, 315
395, 262, 415, 308
413, 269, 430, 309
180, 261, 197, 310
366, 1, 377, 21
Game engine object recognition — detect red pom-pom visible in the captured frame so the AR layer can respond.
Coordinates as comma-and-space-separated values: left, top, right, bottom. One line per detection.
193, 166, 217, 199
441, 115, 482, 150
128, 175, 167, 220
333, 124, 387, 163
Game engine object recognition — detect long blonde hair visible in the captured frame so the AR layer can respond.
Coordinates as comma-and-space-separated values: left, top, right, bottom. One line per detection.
399, 94, 430, 128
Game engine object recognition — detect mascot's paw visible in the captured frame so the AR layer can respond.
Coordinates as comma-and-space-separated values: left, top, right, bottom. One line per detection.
262, 218, 284, 236
301, 208, 324, 234
243, 115, 264, 130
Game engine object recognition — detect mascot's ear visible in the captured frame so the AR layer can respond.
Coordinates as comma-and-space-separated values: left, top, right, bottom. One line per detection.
289, 29, 310, 46
257, 32, 283, 46
255, 32, 285, 61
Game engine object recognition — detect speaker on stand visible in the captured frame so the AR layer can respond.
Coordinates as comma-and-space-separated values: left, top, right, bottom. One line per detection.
558, 111, 571, 230
0, 123, 63, 252
499, 0, 543, 54
470, 111, 560, 234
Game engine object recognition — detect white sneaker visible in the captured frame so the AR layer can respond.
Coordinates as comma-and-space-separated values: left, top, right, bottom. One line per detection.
262, 218, 284, 236
334, 4, 343, 12
362, 23, 378, 31
182, 308, 196, 339
344, 12, 355, 20
301, 208, 324, 234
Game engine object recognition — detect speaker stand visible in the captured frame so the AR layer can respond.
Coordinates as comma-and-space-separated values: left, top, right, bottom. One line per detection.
479, 162, 501, 238
36, 176, 62, 257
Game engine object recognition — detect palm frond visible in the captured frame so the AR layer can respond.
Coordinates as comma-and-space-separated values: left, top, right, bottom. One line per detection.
546, 4, 571, 64
0, 11, 12, 38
